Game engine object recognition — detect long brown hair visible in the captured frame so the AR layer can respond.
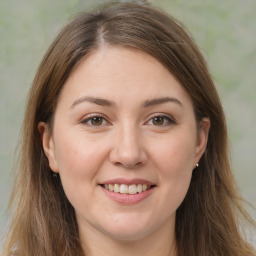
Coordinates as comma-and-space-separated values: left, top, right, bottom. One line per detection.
2, 1, 255, 255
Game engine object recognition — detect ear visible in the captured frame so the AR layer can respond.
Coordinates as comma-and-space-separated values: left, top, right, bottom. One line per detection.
194, 118, 210, 166
38, 122, 59, 173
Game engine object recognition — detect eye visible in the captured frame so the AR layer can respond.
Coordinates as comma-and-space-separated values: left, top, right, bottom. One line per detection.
81, 116, 107, 126
148, 115, 174, 126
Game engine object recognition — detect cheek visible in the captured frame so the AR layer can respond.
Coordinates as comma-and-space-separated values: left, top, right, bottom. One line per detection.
151, 133, 195, 204
54, 127, 105, 173
152, 132, 195, 173
52, 129, 108, 197
53, 133, 109, 213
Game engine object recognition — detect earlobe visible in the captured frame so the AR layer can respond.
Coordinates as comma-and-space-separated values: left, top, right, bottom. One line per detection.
38, 122, 59, 173
194, 118, 210, 164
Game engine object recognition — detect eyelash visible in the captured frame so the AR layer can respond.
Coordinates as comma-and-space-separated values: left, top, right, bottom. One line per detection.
81, 114, 175, 127
81, 115, 108, 126
147, 114, 175, 126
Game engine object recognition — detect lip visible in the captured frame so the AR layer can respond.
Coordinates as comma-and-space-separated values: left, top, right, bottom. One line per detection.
99, 178, 156, 205
100, 185, 155, 205
100, 178, 154, 186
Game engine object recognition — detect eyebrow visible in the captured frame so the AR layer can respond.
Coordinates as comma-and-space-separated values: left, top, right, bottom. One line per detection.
70, 96, 182, 109
70, 96, 117, 109
143, 97, 183, 108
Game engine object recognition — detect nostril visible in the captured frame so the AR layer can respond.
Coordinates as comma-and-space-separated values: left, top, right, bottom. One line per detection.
114, 162, 122, 167
114, 160, 144, 169
109, 138, 148, 168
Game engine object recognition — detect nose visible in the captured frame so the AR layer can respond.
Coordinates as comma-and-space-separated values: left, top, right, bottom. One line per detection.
109, 125, 148, 168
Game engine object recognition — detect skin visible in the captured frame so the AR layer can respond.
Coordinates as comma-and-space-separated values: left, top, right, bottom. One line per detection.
39, 46, 210, 256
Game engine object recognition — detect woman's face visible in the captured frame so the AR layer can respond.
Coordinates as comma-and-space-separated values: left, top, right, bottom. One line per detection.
41, 47, 209, 241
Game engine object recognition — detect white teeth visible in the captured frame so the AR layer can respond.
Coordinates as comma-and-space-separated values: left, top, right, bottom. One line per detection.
137, 184, 142, 193
103, 183, 153, 194
120, 184, 128, 194
109, 184, 114, 191
129, 184, 137, 195
113, 184, 120, 193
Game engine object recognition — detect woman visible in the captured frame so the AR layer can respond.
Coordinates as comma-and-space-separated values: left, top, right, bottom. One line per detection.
2, 1, 255, 256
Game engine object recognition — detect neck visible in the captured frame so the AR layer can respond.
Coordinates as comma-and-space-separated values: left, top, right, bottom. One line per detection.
79, 218, 177, 256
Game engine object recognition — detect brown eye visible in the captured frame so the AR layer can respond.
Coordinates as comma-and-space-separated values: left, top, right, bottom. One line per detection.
91, 117, 103, 126
152, 116, 165, 125
148, 115, 174, 126
82, 116, 106, 126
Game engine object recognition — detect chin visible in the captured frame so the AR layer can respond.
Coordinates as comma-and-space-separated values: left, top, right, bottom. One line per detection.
103, 227, 152, 242
98, 218, 157, 242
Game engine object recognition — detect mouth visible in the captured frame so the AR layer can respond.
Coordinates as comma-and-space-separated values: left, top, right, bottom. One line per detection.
100, 183, 156, 195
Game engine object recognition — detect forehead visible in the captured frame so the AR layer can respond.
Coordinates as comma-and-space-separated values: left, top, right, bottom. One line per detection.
57, 46, 193, 110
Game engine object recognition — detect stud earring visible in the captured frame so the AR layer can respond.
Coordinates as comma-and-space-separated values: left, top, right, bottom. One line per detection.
195, 163, 199, 168
52, 172, 57, 178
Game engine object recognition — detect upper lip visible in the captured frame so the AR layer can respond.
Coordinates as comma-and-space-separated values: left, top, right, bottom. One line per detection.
100, 178, 155, 186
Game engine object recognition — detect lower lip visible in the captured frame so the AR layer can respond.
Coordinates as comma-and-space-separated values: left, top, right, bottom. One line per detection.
100, 186, 155, 205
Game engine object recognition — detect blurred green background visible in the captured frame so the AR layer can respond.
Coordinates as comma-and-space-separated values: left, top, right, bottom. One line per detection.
0, 0, 255, 241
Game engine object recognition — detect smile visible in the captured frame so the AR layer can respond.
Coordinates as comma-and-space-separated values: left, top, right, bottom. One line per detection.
102, 184, 153, 194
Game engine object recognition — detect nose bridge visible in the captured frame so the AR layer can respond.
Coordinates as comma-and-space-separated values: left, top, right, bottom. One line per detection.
110, 120, 147, 168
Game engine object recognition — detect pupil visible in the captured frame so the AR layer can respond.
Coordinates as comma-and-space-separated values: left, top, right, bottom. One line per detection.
153, 117, 164, 125
92, 117, 102, 125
